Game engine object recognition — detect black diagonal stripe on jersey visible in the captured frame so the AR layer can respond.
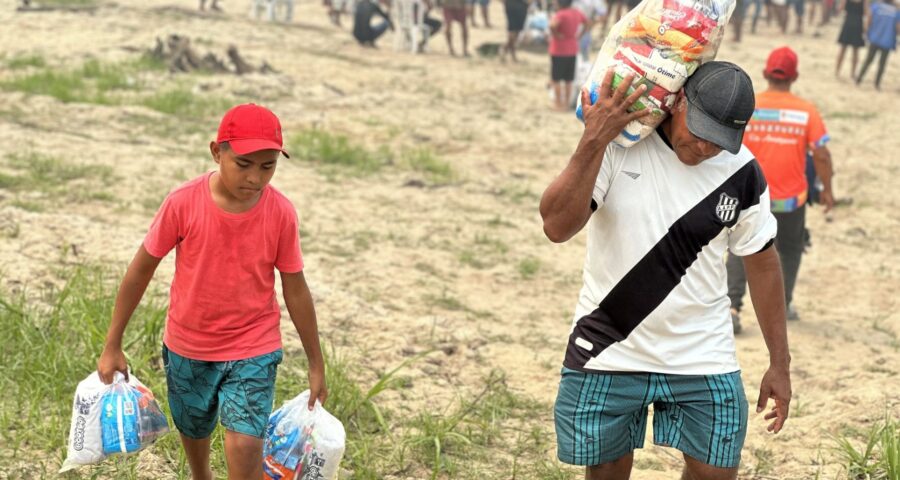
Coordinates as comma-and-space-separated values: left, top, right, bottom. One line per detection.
564, 159, 767, 370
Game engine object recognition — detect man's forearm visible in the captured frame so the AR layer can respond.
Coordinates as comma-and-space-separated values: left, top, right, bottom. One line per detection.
539, 136, 607, 242
812, 146, 833, 192
744, 248, 791, 367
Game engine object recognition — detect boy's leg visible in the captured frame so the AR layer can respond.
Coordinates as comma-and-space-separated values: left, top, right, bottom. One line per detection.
163, 344, 225, 479
856, 44, 877, 83
218, 349, 283, 478
461, 19, 470, 55
180, 434, 214, 480
850, 46, 859, 78
681, 455, 738, 480
224, 431, 265, 479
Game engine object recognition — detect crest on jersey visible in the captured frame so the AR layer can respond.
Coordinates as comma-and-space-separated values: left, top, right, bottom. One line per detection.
715, 192, 739, 223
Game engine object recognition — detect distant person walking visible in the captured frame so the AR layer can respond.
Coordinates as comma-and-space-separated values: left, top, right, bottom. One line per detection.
549, 0, 588, 110
468, 0, 492, 27
856, 0, 900, 89
728, 46, 834, 332
441, 0, 471, 55
573, 0, 606, 60
836, 0, 867, 77
199, 0, 222, 11
353, 0, 394, 47
502, 0, 529, 61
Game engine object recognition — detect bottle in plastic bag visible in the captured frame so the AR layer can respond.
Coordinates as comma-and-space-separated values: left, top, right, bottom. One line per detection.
575, 0, 736, 147
263, 390, 346, 480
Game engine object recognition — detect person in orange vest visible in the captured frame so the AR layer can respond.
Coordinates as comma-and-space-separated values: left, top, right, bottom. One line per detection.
727, 46, 834, 333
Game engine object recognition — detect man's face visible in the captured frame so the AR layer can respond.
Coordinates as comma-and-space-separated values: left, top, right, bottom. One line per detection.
668, 96, 724, 166
210, 142, 279, 201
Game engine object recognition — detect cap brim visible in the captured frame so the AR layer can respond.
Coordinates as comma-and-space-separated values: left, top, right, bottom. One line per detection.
685, 100, 745, 155
229, 138, 290, 159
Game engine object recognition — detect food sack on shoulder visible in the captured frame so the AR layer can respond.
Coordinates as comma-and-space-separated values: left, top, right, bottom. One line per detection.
60, 371, 169, 472
575, 0, 736, 147
263, 390, 346, 480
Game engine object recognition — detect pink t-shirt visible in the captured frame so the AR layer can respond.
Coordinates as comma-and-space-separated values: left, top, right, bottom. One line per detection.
549, 8, 587, 56
144, 172, 304, 361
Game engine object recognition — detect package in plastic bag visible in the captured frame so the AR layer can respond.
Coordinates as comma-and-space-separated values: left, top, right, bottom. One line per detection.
575, 0, 736, 147
60, 371, 169, 472
263, 390, 346, 480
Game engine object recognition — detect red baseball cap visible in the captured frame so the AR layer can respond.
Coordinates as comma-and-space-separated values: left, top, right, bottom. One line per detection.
764, 46, 798, 81
216, 103, 290, 158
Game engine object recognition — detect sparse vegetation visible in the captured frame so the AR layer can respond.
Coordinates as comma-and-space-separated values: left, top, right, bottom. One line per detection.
834, 413, 899, 480
402, 147, 455, 184
291, 129, 391, 176
0, 152, 116, 207
0, 267, 562, 478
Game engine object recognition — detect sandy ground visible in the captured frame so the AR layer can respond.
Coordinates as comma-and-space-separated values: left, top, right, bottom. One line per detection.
0, 0, 898, 478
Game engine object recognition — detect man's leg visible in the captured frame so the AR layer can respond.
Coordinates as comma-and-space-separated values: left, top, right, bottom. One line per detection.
461, 20, 470, 55
681, 455, 738, 480
586, 453, 634, 479
873, 47, 890, 90
726, 253, 747, 312
444, 16, 456, 55
224, 430, 265, 479
856, 44, 878, 83
180, 434, 214, 480
773, 206, 805, 312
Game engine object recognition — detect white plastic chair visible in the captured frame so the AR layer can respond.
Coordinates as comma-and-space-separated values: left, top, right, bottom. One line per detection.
392, 0, 431, 53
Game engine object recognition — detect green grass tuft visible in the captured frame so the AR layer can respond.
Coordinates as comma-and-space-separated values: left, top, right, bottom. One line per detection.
290, 129, 391, 176
5, 54, 47, 70
834, 412, 900, 480
402, 148, 455, 184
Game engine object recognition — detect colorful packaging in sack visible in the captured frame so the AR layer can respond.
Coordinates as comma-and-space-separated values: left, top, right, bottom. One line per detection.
61, 371, 170, 472
263, 390, 346, 480
101, 384, 142, 454
575, 0, 735, 147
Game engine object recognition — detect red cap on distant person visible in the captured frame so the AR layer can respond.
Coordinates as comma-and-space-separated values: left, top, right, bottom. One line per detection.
216, 103, 290, 158
764, 46, 798, 81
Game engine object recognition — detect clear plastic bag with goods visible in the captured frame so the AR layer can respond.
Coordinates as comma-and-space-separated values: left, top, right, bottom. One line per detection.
263, 390, 346, 480
575, 0, 736, 146
60, 371, 169, 472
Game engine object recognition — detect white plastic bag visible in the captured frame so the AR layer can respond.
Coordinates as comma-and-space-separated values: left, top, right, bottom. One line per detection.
60, 371, 169, 472
263, 390, 346, 480
576, 0, 736, 146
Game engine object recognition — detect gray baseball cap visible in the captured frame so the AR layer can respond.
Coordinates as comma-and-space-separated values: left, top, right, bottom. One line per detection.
684, 62, 756, 155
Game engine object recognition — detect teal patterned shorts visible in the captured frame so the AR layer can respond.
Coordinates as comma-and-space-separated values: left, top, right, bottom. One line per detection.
554, 367, 748, 468
162, 344, 283, 439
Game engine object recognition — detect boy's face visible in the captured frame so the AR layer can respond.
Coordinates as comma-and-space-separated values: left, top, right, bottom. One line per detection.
210, 141, 279, 201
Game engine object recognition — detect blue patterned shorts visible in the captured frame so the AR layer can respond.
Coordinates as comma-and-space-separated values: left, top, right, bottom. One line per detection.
162, 344, 283, 439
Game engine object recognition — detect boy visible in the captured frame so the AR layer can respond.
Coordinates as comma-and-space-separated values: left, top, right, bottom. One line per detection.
97, 103, 327, 480
549, 0, 588, 110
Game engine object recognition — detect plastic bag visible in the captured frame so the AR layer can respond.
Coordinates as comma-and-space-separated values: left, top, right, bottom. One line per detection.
60, 371, 169, 472
575, 0, 736, 146
263, 390, 346, 480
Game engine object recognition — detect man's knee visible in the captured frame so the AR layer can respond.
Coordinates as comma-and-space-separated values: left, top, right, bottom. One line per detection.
586, 452, 634, 480
682, 454, 738, 480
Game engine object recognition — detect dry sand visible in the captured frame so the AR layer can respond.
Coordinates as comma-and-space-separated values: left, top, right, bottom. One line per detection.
0, 0, 898, 478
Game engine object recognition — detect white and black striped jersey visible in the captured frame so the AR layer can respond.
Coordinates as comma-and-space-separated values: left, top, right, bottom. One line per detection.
564, 129, 777, 375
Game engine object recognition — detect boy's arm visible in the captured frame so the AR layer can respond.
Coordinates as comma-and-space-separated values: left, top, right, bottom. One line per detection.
281, 271, 328, 409
811, 145, 834, 212
743, 246, 792, 434
98, 245, 162, 384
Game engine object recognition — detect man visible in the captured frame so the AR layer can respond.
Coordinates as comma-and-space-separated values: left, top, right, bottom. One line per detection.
541, 63, 792, 479
440, 0, 470, 56
728, 46, 834, 332
354, 0, 395, 47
